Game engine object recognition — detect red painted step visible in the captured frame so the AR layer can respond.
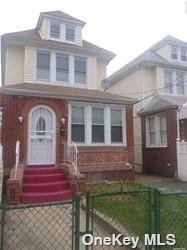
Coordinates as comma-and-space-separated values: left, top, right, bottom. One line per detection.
23, 173, 65, 183
20, 189, 73, 204
24, 167, 62, 175
22, 180, 70, 193
20, 165, 73, 204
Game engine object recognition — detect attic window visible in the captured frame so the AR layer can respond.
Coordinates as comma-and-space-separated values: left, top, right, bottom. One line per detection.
171, 45, 178, 60
66, 24, 75, 41
50, 20, 60, 39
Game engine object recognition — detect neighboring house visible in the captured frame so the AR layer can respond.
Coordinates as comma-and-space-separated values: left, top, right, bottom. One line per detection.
0, 11, 136, 203
107, 36, 187, 180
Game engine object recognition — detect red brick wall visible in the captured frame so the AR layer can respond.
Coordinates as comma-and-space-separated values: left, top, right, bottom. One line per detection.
77, 105, 135, 181
1, 95, 134, 181
142, 109, 177, 177
1, 94, 68, 175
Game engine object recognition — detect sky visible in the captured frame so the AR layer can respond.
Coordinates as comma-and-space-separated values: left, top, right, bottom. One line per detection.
0, 0, 187, 76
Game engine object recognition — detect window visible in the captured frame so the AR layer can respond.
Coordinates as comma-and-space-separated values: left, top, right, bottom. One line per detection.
176, 71, 185, 95
50, 20, 60, 39
92, 108, 104, 143
36, 117, 46, 135
70, 105, 125, 145
74, 56, 87, 84
146, 115, 167, 147
71, 107, 85, 142
66, 24, 75, 41
37, 52, 50, 80
181, 47, 187, 61
111, 109, 123, 143
171, 45, 178, 60
56, 54, 69, 82
164, 70, 172, 93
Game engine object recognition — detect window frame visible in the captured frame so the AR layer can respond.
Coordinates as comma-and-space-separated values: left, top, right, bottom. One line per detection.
74, 56, 87, 84
36, 50, 51, 81
50, 20, 61, 39
110, 108, 123, 143
65, 23, 75, 42
71, 106, 86, 143
56, 53, 69, 83
146, 114, 167, 148
69, 103, 126, 146
91, 107, 105, 143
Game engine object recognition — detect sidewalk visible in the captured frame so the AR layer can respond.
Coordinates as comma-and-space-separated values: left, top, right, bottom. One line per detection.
135, 173, 187, 192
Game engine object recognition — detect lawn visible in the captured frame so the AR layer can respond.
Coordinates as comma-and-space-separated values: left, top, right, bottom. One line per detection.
86, 182, 187, 248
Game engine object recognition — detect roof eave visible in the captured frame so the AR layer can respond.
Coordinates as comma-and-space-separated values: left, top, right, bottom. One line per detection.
0, 88, 137, 105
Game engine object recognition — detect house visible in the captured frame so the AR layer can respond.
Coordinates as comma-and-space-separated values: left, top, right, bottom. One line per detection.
107, 36, 187, 179
0, 11, 136, 203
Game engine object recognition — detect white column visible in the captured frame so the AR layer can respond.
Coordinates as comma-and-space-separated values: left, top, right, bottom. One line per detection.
86, 105, 92, 144
105, 107, 111, 144
69, 55, 74, 85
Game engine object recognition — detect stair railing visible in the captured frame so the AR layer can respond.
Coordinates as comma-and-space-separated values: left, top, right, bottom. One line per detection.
15, 140, 20, 178
63, 141, 79, 175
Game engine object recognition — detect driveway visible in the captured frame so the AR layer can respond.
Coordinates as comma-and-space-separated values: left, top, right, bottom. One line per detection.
135, 173, 187, 192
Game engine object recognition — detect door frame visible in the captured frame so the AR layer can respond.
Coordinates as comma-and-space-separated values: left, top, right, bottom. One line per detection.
27, 105, 56, 165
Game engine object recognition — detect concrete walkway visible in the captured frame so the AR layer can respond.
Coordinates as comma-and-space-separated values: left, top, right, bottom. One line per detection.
135, 173, 187, 192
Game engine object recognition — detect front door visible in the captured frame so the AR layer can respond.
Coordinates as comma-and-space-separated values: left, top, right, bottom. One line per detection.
28, 105, 56, 165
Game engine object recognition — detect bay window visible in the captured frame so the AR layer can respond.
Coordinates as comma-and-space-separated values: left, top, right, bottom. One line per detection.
71, 106, 85, 142
111, 109, 123, 143
146, 114, 167, 147
92, 108, 104, 143
71, 105, 125, 145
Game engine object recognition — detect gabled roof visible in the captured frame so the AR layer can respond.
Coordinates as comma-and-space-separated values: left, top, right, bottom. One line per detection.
36, 10, 86, 29
0, 83, 137, 105
137, 94, 187, 116
2, 29, 115, 62
107, 35, 187, 84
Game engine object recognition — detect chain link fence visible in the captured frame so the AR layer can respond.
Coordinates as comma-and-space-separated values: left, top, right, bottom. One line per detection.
155, 190, 187, 250
0, 200, 75, 250
83, 190, 152, 250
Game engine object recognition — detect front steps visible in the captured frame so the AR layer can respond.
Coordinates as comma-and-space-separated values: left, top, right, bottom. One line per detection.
20, 165, 73, 204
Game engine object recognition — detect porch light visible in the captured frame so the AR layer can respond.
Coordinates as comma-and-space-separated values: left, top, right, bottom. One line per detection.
61, 118, 66, 124
18, 116, 23, 123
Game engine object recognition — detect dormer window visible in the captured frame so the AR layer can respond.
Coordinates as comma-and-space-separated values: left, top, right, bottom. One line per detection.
171, 45, 178, 60
50, 20, 60, 39
66, 23, 75, 41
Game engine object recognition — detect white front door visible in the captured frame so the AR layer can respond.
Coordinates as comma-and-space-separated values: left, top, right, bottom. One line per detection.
28, 105, 56, 165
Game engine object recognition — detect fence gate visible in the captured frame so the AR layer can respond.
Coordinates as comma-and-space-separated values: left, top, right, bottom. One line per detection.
82, 190, 152, 250
154, 189, 187, 250
0, 197, 81, 250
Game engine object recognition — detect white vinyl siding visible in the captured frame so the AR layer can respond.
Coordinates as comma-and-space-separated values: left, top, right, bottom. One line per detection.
146, 114, 167, 147
5, 46, 24, 85
70, 103, 126, 145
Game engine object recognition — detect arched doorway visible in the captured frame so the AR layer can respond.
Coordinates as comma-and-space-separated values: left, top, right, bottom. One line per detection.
28, 105, 56, 165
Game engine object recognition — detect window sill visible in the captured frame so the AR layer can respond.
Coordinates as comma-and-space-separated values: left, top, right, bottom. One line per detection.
146, 145, 167, 148
75, 143, 127, 147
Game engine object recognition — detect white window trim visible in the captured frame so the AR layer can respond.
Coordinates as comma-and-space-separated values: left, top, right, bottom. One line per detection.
164, 69, 186, 96
171, 45, 187, 63
146, 115, 167, 148
35, 49, 88, 87
68, 102, 127, 146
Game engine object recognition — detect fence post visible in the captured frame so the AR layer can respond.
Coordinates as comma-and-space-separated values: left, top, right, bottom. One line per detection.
74, 194, 81, 250
0, 206, 5, 250
153, 188, 161, 250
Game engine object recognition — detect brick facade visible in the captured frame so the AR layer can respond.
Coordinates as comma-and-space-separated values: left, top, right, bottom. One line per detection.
142, 108, 178, 177
1, 94, 134, 182
1, 94, 68, 175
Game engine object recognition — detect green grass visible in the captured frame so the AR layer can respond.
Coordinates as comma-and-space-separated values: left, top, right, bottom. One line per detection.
86, 182, 187, 247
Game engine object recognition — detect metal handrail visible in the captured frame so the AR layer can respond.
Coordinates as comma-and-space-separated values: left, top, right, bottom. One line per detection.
64, 141, 79, 175
15, 140, 20, 178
